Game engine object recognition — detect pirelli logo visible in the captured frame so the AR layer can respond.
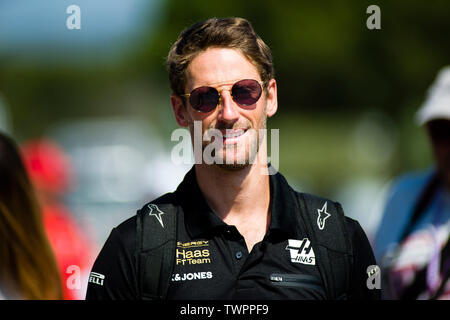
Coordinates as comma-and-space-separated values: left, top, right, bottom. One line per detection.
88, 272, 105, 286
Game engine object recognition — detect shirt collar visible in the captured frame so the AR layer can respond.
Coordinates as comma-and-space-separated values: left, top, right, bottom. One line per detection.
176, 165, 302, 239
267, 168, 303, 239
176, 167, 226, 238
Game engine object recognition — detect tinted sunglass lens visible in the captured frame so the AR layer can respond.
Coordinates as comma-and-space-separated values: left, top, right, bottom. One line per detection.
232, 79, 262, 106
190, 87, 219, 112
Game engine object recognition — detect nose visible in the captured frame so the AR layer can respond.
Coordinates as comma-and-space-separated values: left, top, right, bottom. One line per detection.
217, 90, 240, 123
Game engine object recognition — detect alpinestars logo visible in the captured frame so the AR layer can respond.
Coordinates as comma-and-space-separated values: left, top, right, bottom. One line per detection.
285, 238, 316, 265
148, 204, 165, 227
317, 202, 331, 230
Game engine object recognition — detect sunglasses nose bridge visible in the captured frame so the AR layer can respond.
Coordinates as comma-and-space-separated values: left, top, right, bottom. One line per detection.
217, 88, 233, 106
217, 89, 240, 120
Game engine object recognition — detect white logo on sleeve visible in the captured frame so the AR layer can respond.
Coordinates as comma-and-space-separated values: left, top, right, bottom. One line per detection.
317, 202, 331, 230
148, 204, 165, 228
88, 272, 105, 286
285, 238, 316, 265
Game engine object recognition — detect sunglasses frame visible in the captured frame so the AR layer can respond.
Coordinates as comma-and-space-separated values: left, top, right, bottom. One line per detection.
181, 79, 265, 113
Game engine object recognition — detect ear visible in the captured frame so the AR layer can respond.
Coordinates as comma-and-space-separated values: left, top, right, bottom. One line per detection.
265, 78, 278, 118
171, 94, 190, 127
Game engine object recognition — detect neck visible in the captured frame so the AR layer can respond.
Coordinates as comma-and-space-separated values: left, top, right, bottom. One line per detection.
195, 158, 271, 250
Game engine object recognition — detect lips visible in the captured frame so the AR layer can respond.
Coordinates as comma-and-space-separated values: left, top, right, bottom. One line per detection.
218, 128, 248, 146
223, 129, 246, 139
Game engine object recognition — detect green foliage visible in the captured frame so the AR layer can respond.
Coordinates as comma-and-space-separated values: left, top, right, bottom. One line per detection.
0, 0, 444, 195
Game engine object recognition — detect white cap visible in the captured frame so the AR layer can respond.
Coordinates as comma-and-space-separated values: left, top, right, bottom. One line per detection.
416, 66, 450, 125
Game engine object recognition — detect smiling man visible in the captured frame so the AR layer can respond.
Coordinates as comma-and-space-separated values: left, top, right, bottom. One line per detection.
175, 47, 274, 171
86, 17, 380, 300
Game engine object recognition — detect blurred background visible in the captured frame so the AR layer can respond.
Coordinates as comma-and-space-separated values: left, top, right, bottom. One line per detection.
1, 0, 449, 298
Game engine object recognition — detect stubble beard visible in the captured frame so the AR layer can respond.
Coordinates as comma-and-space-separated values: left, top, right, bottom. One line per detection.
210, 110, 267, 172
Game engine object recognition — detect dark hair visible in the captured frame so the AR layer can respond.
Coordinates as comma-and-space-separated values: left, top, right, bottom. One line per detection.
166, 17, 275, 96
0, 132, 62, 299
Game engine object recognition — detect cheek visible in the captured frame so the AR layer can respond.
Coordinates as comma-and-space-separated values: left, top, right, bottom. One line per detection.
253, 102, 268, 128
187, 108, 215, 127
240, 99, 266, 125
191, 116, 218, 142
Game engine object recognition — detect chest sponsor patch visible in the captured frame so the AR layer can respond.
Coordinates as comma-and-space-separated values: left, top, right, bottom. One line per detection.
285, 238, 316, 265
176, 240, 211, 266
171, 271, 213, 282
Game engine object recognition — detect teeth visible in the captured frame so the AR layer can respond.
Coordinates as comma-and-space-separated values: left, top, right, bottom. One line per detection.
224, 129, 245, 138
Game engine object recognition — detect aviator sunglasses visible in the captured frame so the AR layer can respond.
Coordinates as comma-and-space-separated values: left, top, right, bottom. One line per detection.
181, 79, 264, 113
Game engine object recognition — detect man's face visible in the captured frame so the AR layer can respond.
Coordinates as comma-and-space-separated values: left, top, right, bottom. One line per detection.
171, 47, 277, 169
427, 119, 450, 189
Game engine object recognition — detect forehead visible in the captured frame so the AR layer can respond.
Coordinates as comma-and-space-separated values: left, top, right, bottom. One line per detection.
185, 47, 260, 90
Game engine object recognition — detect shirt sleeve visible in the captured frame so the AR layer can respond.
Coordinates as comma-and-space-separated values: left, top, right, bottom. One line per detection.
346, 218, 381, 300
85, 218, 139, 300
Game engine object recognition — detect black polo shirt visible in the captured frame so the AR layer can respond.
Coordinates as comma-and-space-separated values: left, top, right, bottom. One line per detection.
86, 167, 379, 300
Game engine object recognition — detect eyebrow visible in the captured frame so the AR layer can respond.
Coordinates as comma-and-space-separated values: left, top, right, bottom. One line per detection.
190, 78, 260, 90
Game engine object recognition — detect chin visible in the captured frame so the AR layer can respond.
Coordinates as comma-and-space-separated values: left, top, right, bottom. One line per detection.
216, 163, 249, 171
215, 153, 262, 171
214, 153, 249, 170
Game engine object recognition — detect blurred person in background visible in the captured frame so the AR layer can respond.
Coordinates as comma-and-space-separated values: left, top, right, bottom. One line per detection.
374, 66, 450, 299
0, 131, 62, 299
21, 139, 95, 300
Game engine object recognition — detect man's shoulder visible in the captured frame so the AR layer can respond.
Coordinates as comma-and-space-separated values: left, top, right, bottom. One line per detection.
293, 190, 345, 216
145, 192, 179, 206
113, 192, 179, 241
298, 191, 371, 247
342, 216, 363, 237
293, 191, 358, 244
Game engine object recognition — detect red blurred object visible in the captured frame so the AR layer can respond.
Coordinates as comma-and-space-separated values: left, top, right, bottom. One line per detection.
21, 139, 73, 195
42, 202, 93, 300
21, 139, 94, 299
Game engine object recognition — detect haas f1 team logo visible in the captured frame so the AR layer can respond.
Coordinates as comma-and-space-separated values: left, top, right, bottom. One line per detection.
285, 238, 316, 265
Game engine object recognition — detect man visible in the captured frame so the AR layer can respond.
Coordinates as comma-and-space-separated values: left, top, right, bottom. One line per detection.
86, 17, 379, 300
374, 66, 450, 299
